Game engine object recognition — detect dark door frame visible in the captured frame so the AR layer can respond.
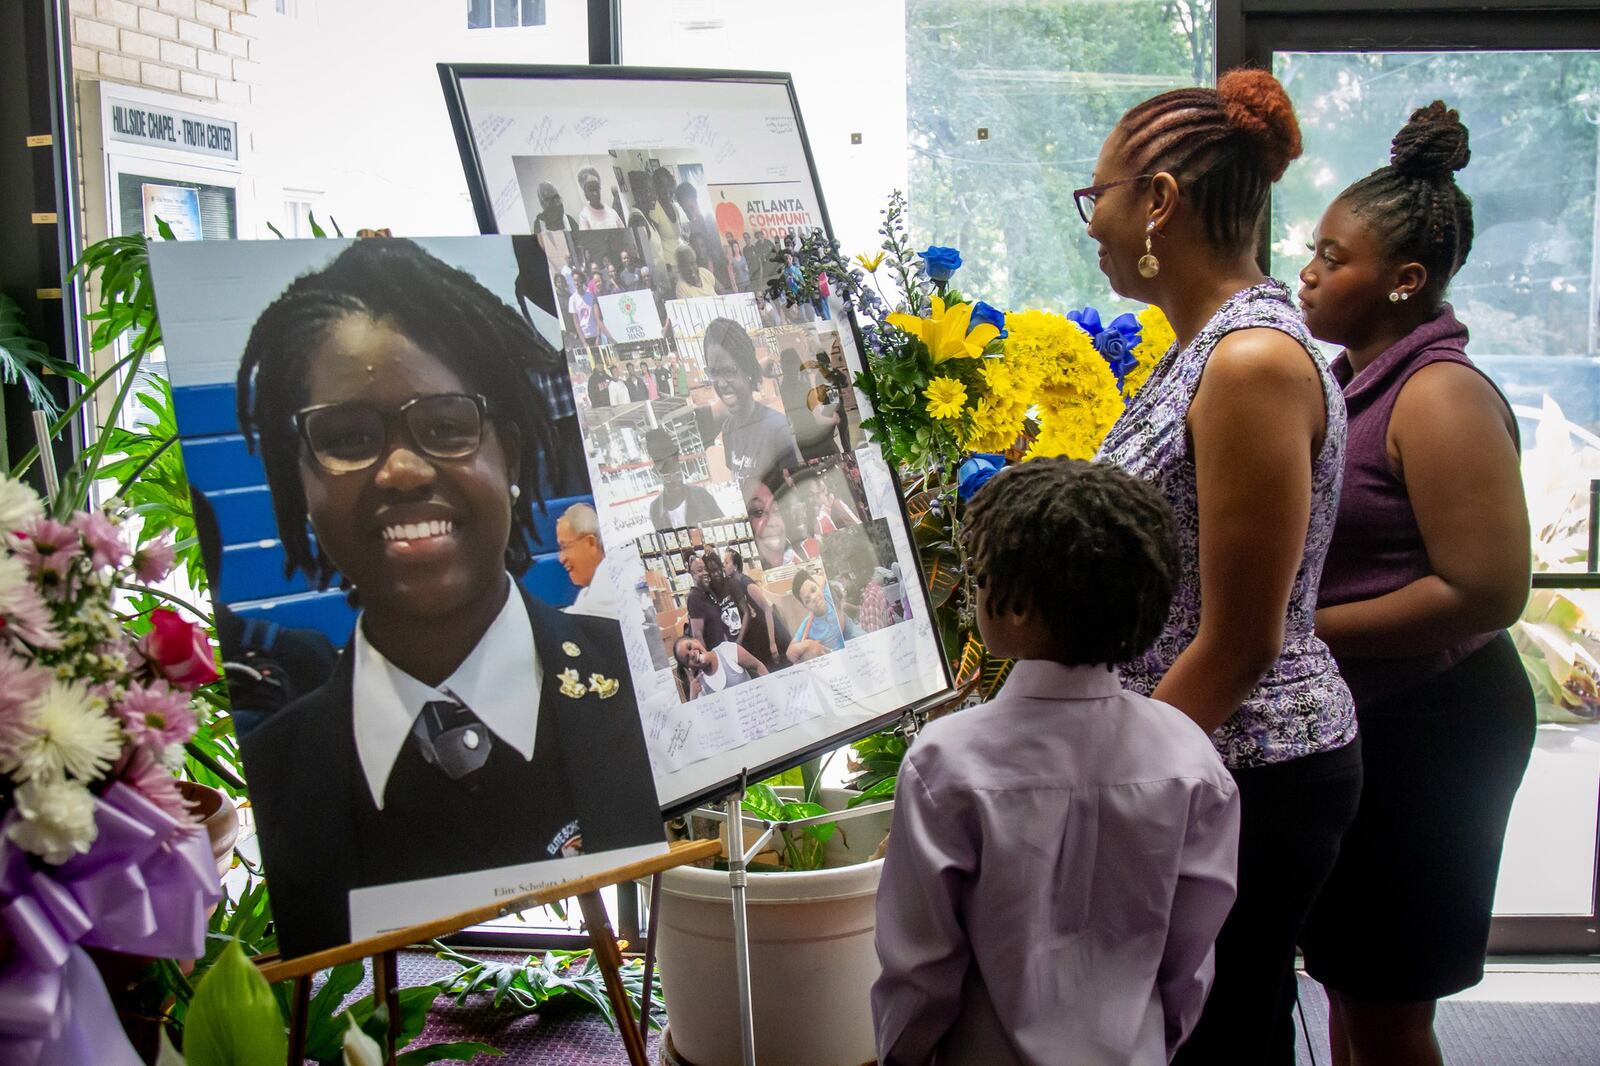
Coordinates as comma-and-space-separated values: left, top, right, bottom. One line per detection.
1218, 0, 1600, 955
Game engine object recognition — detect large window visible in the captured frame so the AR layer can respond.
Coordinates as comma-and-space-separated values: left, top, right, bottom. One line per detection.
906, 0, 1215, 312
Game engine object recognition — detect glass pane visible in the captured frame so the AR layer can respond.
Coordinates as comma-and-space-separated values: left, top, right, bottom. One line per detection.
906, 0, 1215, 313
1275, 51, 1600, 917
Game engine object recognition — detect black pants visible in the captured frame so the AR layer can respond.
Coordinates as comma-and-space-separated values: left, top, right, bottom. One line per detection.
1173, 738, 1363, 1066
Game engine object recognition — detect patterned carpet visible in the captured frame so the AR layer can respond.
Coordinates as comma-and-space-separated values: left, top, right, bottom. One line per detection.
1292, 969, 1600, 1066
340, 949, 660, 1065
336, 951, 1600, 1065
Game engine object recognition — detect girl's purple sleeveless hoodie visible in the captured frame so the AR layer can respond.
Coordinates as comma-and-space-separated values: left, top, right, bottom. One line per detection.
1317, 305, 1518, 706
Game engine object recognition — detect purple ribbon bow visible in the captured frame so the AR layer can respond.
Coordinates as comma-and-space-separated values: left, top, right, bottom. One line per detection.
0, 783, 222, 1064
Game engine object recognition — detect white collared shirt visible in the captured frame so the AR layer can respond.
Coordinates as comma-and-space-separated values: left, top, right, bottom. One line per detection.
565, 552, 626, 621
352, 578, 543, 809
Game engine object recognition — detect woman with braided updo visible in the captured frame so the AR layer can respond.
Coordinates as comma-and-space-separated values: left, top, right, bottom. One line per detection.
1089, 69, 1360, 1063
1298, 104, 1533, 1065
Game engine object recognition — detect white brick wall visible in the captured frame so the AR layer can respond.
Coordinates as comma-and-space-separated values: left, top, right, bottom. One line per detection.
177, 18, 213, 49
69, 0, 256, 104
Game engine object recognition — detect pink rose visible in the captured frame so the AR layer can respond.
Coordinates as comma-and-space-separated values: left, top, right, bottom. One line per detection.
141, 609, 220, 690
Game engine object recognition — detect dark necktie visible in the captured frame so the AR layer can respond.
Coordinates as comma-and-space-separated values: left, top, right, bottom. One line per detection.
410, 699, 493, 784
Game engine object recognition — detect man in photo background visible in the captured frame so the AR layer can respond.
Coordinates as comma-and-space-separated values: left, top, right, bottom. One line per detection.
559, 503, 626, 620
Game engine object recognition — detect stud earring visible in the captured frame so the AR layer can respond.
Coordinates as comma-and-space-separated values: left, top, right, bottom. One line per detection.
510, 484, 522, 500
1138, 221, 1160, 279
1389, 291, 1409, 303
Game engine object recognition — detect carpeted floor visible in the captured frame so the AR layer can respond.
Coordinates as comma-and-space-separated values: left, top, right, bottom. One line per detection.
1291, 968, 1600, 1066
335, 949, 659, 1065
334, 951, 1600, 1065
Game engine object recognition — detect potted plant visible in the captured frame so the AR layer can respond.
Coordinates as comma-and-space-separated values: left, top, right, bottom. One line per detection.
651, 772, 898, 1066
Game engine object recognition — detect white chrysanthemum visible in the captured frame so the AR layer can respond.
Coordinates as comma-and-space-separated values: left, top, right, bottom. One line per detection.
6, 777, 98, 864
0, 477, 43, 538
0, 679, 123, 784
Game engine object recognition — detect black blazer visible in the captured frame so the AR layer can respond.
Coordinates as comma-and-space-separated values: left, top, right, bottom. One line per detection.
240, 589, 663, 959
649, 484, 723, 530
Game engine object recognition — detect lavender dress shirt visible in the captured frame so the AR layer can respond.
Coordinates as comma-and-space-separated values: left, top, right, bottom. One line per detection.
872, 661, 1240, 1065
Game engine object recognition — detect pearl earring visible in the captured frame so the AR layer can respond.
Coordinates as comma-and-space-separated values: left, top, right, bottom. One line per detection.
1138, 221, 1160, 279
510, 484, 521, 500
1389, 291, 1409, 303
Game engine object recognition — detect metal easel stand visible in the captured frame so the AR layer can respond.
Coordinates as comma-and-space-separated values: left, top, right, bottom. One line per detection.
689, 771, 897, 1066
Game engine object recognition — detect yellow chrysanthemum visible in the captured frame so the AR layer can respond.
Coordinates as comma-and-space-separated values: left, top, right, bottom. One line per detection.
887, 295, 1002, 364
998, 309, 1123, 460
924, 376, 969, 420
855, 251, 886, 272
963, 396, 1027, 453
1125, 305, 1176, 397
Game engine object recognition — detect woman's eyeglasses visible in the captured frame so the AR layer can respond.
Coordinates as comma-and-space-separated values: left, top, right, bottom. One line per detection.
294, 393, 489, 474
1072, 175, 1154, 224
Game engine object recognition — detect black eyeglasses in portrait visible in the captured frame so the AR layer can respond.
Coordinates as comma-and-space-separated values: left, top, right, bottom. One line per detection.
295, 393, 490, 474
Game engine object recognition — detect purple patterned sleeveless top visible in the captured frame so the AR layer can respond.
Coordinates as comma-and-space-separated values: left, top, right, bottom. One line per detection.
1097, 281, 1356, 768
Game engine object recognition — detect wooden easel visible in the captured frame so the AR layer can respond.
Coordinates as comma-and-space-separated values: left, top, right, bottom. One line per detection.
254, 838, 722, 1066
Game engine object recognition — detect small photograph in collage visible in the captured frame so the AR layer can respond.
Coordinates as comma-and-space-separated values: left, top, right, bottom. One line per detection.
631, 453, 906, 704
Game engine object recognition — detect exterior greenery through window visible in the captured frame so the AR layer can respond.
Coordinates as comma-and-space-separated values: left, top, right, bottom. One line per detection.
906, 0, 1215, 313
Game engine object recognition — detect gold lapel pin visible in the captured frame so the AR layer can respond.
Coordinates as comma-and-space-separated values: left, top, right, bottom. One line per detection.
562, 641, 582, 658
558, 668, 588, 699
587, 673, 620, 700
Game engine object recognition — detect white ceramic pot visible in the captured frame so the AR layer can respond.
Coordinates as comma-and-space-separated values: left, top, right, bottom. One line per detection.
653, 788, 890, 1066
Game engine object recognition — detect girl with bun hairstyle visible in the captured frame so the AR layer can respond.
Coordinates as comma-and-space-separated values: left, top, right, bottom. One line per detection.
1092, 70, 1360, 1063
1298, 104, 1533, 1065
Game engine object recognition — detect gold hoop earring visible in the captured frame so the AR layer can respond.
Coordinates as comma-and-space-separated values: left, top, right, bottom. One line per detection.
1138, 223, 1160, 279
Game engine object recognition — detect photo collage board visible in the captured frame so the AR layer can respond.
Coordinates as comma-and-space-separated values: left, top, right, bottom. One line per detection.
443, 67, 953, 809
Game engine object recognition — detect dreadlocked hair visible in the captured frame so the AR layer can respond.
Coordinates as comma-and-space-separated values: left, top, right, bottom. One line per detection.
1117, 68, 1302, 254
963, 459, 1179, 666
235, 237, 560, 591
1337, 101, 1474, 301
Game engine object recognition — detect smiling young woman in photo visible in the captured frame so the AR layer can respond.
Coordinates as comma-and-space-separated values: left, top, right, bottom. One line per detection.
701, 317, 802, 499
233, 237, 660, 958
1296, 104, 1533, 1066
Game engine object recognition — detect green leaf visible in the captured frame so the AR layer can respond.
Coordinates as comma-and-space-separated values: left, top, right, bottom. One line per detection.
154, 216, 178, 241
185, 940, 288, 1066
265, 220, 286, 239
847, 775, 897, 808
300, 961, 366, 1060
0, 291, 78, 416
740, 783, 786, 822
396, 1043, 505, 1065
308, 211, 327, 238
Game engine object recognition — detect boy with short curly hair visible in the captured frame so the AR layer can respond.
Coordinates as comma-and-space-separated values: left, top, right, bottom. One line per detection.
872, 458, 1240, 1064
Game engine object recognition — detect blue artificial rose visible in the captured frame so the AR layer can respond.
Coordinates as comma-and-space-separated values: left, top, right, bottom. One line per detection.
1093, 329, 1138, 383
1070, 306, 1143, 386
957, 453, 1006, 502
969, 300, 1008, 339
918, 245, 964, 282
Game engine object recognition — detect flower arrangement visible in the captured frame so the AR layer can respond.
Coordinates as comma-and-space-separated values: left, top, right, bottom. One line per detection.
771, 192, 1174, 694
0, 471, 222, 1063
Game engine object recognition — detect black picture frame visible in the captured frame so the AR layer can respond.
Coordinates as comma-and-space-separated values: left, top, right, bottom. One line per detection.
437, 62, 959, 820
